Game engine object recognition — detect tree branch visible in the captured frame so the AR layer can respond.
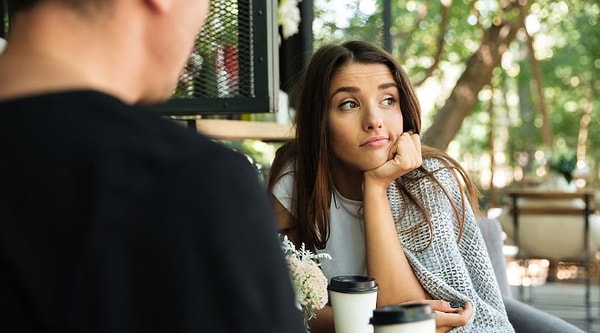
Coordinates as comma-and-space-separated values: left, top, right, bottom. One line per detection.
422, 0, 531, 150
413, 0, 451, 87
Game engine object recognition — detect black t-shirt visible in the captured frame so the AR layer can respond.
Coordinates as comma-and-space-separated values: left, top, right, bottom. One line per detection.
0, 91, 304, 333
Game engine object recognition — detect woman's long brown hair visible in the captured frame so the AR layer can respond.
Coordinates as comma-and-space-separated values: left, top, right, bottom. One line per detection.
268, 40, 480, 252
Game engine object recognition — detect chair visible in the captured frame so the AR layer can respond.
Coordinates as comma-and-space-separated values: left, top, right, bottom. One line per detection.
478, 217, 585, 333
500, 189, 597, 331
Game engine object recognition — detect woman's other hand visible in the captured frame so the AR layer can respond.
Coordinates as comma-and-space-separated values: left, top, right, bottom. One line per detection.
420, 300, 473, 333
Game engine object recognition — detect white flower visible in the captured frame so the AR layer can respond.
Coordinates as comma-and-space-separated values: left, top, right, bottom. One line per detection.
281, 235, 331, 320
278, 0, 302, 40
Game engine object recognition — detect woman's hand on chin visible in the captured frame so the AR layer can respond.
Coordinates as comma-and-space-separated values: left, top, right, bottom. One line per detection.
364, 131, 422, 186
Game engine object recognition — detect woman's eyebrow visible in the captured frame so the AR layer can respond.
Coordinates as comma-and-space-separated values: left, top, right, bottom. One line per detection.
330, 82, 397, 99
379, 82, 397, 90
330, 86, 359, 98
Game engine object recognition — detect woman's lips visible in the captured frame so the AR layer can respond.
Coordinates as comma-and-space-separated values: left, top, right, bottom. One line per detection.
360, 136, 389, 148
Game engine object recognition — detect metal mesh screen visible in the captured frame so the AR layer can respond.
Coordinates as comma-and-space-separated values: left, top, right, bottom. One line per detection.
173, 0, 253, 99
156, 0, 277, 116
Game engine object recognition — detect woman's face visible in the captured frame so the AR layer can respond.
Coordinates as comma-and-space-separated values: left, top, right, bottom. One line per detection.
327, 62, 405, 172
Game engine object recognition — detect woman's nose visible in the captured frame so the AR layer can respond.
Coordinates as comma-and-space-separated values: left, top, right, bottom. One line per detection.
363, 106, 383, 130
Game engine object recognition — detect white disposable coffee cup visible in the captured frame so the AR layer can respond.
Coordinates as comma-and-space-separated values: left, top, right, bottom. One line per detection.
370, 303, 435, 333
328, 275, 379, 333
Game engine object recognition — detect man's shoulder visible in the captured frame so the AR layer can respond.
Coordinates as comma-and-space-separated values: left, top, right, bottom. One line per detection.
1, 89, 254, 176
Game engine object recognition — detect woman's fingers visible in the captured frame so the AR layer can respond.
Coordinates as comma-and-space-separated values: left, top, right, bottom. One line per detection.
391, 131, 422, 169
409, 300, 472, 333
410, 131, 422, 155
365, 131, 423, 186
434, 301, 473, 332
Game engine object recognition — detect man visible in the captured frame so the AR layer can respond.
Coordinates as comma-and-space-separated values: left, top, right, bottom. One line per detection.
0, 1, 304, 332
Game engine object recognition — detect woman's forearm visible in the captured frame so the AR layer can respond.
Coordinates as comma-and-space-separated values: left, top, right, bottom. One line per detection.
362, 180, 428, 306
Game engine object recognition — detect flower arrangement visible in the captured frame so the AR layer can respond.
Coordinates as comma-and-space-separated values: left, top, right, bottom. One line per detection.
280, 235, 331, 322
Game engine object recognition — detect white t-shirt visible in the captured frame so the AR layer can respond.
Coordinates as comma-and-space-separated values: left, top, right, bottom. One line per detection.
271, 169, 367, 280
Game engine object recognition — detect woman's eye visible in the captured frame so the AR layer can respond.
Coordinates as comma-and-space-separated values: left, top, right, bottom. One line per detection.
382, 97, 396, 106
339, 100, 358, 110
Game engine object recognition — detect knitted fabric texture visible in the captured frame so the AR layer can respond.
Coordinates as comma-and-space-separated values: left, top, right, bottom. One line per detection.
388, 158, 515, 332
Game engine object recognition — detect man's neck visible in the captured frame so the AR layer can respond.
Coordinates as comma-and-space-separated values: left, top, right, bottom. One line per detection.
0, 5, 145, 103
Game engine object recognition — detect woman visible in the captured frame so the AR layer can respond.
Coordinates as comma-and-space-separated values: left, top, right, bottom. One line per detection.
268, 41, 514, 333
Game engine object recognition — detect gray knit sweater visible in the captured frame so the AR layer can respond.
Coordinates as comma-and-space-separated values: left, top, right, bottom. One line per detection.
388, 157, 514, 332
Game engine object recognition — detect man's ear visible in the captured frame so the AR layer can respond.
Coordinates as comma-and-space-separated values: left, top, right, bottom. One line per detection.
145, 0, 172, 14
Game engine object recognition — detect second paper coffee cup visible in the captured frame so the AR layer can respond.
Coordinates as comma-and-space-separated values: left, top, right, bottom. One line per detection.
370, 303, 435, 333
328, 275, 379, 333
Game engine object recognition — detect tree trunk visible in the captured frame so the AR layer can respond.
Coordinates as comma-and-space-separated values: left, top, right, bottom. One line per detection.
422, 1, 530, 150
525, 18, 553, 149
576, 67, 595, 169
